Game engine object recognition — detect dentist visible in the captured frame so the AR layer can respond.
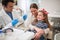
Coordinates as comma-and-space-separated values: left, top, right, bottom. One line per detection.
0, 0, 25, 27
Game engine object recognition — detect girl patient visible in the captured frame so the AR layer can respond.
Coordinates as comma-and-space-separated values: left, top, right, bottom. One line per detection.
30, 9, 51, 40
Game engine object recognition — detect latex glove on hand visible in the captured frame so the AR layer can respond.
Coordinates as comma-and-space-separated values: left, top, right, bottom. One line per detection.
22, 14, 27, 21
12, 19, 19, 26
2, 19, 19, 30
15, 14, 27, 27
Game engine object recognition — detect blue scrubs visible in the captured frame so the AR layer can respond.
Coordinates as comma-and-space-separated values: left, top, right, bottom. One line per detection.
6, 12, 13, 20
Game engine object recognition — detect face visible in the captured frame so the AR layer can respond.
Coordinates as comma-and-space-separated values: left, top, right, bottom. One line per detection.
5, 2, 14, 12
37, 12, 45, 21
30, 8, 38, 17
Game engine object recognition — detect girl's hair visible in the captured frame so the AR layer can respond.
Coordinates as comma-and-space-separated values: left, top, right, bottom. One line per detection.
33, 9, 51, 28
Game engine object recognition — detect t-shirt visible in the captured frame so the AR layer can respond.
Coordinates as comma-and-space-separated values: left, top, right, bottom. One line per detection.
35, 21, 48, 29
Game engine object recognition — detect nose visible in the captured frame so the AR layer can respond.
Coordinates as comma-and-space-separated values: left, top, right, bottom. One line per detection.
32, 12, 35, 15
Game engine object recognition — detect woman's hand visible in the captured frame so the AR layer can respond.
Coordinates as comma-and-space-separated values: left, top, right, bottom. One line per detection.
33, 27, 45, 40
34, 27, 45, 34
34, 33, 41, 40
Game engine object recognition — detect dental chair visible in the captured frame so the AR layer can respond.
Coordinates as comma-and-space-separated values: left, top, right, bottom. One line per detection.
54, 33, 60, 40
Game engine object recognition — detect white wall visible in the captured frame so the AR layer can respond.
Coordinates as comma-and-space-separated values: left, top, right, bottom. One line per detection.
17, 0, 40, 13
17, 0, 60, 17
39, 0, 60, 17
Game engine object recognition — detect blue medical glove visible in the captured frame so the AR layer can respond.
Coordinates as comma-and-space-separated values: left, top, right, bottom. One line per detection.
22, 14, 27, 21
12, 19, 19, 26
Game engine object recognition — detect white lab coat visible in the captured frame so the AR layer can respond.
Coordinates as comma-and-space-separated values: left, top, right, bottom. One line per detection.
0, 8, 23, 27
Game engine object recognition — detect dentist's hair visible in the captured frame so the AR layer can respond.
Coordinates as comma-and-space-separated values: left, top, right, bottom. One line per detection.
2, 0, 14, 7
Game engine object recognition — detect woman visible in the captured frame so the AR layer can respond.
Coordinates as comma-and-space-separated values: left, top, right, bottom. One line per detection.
29, 3, 44, 40
29, 3, 50, 40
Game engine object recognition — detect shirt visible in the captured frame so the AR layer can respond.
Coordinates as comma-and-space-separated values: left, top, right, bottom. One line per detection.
6, 11, 13, 20
35, 20, 48, 29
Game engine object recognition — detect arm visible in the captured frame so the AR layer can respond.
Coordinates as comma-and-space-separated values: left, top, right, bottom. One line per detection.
29, 24, 45, 39
44, 28, 50, 34
34, 27, 45, 34
33, 27, 45, 40
0, 16, 6, 27
29, 24, 45, 35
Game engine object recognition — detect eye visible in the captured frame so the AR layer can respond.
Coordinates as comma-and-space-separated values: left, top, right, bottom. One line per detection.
39, 15, 41, 16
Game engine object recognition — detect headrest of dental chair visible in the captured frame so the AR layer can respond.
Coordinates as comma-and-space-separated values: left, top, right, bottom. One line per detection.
54, 33, 60, 40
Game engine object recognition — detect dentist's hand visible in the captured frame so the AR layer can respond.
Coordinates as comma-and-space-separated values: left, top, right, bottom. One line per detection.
12, 19, 19, 26
22, 14, 27, 21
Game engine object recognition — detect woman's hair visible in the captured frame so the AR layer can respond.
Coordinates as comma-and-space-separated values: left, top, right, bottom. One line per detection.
30, 3, 38, 9
2, 0, 14, 7
33, 9, 51, 28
